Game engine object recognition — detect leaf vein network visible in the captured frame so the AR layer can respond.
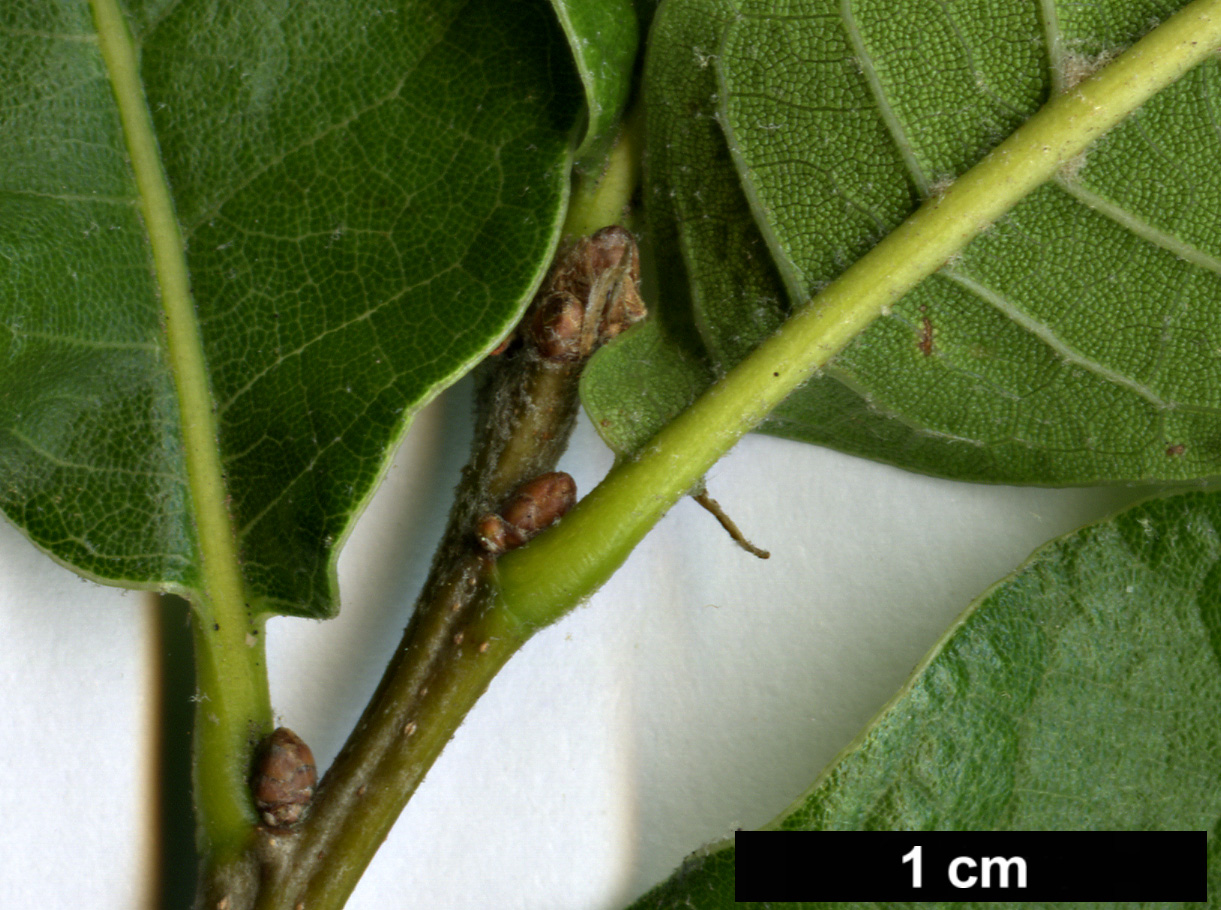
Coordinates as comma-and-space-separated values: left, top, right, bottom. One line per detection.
214, 264, 460, 419
182, 78, 416, 241
138, 0, 190, 43
941, 269, 1182, 412
3, 328, 158, 353
231, 369, 404, 543
0, 27, 97, 43
6, 427, 182, 479
837, 0, 928, 192
1056, 179, 1221, 277
0, 188, 137, 206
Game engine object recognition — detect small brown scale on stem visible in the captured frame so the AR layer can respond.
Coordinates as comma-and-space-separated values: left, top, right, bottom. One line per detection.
464, 228, 642, 559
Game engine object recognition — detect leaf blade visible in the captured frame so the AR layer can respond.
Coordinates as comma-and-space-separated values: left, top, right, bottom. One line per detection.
549, 0, 639, 161
722, 0, 1221, 482
628, 490, 1221, 907
0, 7, 195, 590
588, 0, 1221, 484
0, 0, 583, 617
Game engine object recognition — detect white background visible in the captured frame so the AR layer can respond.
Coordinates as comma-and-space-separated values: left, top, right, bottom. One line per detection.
0, 377, 1151, 908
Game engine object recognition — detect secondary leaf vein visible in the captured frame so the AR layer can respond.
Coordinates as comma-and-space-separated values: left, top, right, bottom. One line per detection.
1057, 178, 1221, 276
838, 0, 928, 193
943, 268, 1176, 411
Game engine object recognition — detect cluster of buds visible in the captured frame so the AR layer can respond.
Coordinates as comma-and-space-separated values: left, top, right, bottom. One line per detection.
475, 471, 577, 555
528, 225, 646, 362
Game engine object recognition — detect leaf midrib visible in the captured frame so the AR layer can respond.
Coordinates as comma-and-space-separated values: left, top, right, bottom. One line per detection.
91, 0, 273, 845
89, 0, 244, 611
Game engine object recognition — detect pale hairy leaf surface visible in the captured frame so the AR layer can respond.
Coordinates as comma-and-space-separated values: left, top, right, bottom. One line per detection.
627, 490, 1221, 907
0, 0, 580, 617
548, 0, 638, 162
586, 0, 1221, 484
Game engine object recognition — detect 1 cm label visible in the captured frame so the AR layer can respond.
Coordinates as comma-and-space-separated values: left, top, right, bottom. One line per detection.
902, 845, 1028, 889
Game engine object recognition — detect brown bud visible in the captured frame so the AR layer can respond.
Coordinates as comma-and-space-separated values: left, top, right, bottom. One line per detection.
474, 512, 526, 555
501, 471, 577, 534
251, 727, 317, 830
599, 272, 647, 341
475, 472, 577, 555
529, 291, 586, 362
586, 225, 640, 282
583, 226, 646, 348
526, 226, 646, 362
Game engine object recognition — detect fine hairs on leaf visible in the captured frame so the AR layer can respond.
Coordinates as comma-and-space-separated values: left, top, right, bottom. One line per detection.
3, 0, 1221, 907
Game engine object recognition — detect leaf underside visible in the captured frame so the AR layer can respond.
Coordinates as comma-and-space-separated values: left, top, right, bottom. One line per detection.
628, 489, 1221, 908
585, 0, 1221, 485
0, 0, 583, 617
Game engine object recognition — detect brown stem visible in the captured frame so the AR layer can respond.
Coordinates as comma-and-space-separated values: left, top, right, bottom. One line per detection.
253, 365, 581, 910
244, 228, 644, 910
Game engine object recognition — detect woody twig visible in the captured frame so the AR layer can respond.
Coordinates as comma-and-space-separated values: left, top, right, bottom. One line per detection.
244, 227, 645, 910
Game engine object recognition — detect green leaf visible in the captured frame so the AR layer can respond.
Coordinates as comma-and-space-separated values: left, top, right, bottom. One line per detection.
587, 0, 1221, 483
583, 0, 775, 456
0, 0, 581, 617
578, 0, 721, 455
627, 490, 1221, 908
548, 0, 639, 162
580, 319, 711, 457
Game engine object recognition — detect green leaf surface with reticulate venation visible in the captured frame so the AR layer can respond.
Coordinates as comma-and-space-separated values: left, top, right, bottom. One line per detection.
585, 0, 1221, 485
0, 0, 581, 617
